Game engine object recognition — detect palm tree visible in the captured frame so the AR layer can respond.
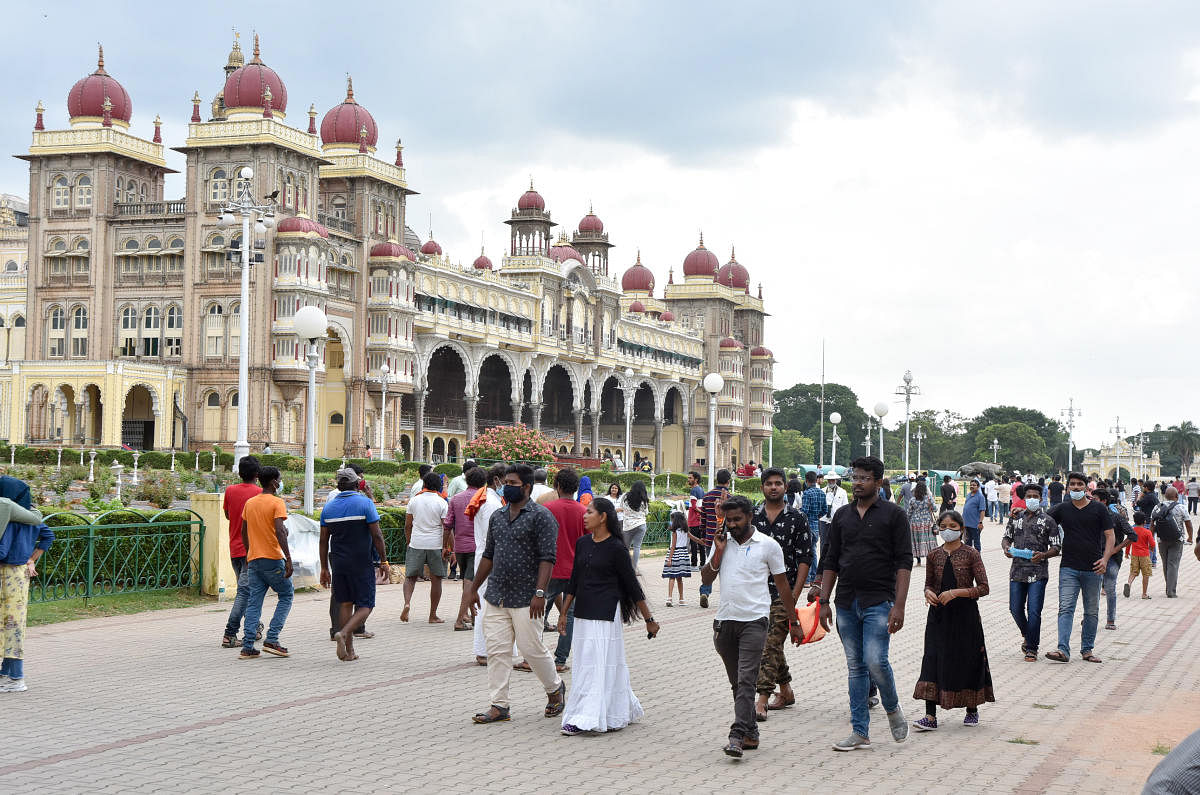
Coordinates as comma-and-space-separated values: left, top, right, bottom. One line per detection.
1167, 421, 1200, 476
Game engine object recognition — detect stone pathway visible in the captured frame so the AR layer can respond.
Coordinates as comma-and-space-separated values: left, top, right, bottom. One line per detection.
1, 516, 1196, 793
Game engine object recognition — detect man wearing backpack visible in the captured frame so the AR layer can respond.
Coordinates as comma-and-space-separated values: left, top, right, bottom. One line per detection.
1150, 487, 1193, 598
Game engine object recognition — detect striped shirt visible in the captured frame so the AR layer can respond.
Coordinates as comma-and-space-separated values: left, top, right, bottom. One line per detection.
700, 486, 729, 545
800, 486, 828, 534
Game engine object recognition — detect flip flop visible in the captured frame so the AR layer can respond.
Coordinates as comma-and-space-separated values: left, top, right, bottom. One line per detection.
475, 656, 488, 666
1044, 650, 1069, 663
767, 696, 796, 710
513, 661, 533, 672
453, 623, 472, 631
1081, 653, 1103, 663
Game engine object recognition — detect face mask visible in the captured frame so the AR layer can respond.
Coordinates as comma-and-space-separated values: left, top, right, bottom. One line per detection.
940, 529, 961, 543
1025, 499, 1041, 511
502, 484, 526, 504
1069, 490, 1086, 501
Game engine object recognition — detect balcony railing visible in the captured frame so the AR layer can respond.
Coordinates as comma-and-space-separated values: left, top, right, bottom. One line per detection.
114, 200, 186, 217
316, 212, 357, 235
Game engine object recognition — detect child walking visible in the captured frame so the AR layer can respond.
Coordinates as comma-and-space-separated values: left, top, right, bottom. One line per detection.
912, 510, 995, 731
1124, 511, 1156, 599
662, 510, 691, 606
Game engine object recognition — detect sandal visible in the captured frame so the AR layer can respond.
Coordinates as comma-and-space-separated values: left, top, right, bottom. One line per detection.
545, 681, 566, 718
1081, 653, 1103, 663
1044, 650, 1069, 663
1024, 652, 1037, 662
472, 706, 511, 724
453, 623, 472, 631
513, 661, 533, 672
767, 695, 796, 710
475, 655, 487, 666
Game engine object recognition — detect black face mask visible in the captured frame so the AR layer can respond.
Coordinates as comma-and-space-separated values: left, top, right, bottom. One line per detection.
503, 484, 526, 504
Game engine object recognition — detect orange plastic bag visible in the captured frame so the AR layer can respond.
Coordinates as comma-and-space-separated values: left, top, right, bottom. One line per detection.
794, 600, 827, 645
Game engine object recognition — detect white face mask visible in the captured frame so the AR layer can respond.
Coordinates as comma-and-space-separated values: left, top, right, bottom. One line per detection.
1069, 489, 1086, 501
940, 529, 961, 543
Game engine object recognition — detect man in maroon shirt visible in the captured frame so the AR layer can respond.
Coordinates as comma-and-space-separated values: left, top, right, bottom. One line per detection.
220, 456, 262, 647
542, 467, 587, 672
449, 466, 485, 630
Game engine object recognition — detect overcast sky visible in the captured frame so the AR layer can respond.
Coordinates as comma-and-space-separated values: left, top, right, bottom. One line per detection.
6, 1, 1197, 448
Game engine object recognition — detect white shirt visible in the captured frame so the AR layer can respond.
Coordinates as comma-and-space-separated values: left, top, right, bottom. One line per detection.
473, 488, 503, 552
409, 478, 425, 499
446, 474, 468, 498
823, 485, 848, 519
407, 490, 448, 550
714, 529, 785, 622
984, 481, 998, 501
531, 483, 554, 503
617, 495, 648, 533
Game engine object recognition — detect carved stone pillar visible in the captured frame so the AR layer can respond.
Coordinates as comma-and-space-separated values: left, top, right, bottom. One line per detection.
530, 402, 543, 433
465, 394, 478, 443
591, 414, 601, 455
413, 389, 426, 462
573, 409, 584, 455
512, 399, 523, 427
654, 420, 664, 472
682, 423, 693, 472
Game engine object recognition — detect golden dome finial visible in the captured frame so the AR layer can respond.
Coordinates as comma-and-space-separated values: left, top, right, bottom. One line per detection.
252, 32, 261, 64
730, 245, 736, 261
96, 43, 107, 74
35, 100, 45, 113
346, 75, 355, 101
227, 29, 244, 68
636, 249, 642, 265
698, 230, 705, 247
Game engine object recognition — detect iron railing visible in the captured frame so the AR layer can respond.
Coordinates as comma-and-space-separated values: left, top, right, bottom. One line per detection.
30, 509, 205, 603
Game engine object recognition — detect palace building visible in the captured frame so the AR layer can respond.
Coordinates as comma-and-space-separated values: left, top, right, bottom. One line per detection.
3, 36, 775, 472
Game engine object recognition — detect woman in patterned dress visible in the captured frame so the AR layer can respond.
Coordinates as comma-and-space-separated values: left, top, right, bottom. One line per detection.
907, 480, 937, 565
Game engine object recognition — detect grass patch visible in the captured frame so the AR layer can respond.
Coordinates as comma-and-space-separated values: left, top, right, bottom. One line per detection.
1152, 742, 1172, 756
1032, 703, 1056, 710
1007, 737, 1040, 746
28, 589, 214, 626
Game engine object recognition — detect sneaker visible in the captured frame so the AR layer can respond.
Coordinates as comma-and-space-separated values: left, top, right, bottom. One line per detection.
722, 739, 744, 758
868, 694, 880, 708
561, 724, 585, 736
912, 716, 938, 732
262, 641, 289, 657
678, 599, 687, 606
239, 648, 261, 660
700, 594, 709, 608
221, 635, 238, 648
1123, 583, 1131, 598
666, 600, 673, 607
0, 678, 27, 693
887, 707, 909, 742
832, 733, 872, 751
963, 712, 979, 727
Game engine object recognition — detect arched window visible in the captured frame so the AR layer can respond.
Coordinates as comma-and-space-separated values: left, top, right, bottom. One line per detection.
115, 177, 123, 195
48, 238, 67, 253
52, 176, 70, 209
208, 303, 223, 315
145, 237, 162, 250
125, 180, 137, 203
206, 392, 221, 407
233, 168, 250, 198
330, 412, 344, 425
139, 184, 147, 202
71, 307, 88, 356
75, 175, 92, 208
229, 391, 239, 407
72, 306, 87, 330
285, 173, 294, 208
299, 177, 308, 214
167, 237, 184, 249
3, 261, 15, 272
73, 238, 89, 251
210, 168, 228, 203
143, 306, 160, 329
207, 233, 225, 248
121, 306, 137, 329
124, 238, 140, 251
12, 315, 24, 327
49, 306, 64, 330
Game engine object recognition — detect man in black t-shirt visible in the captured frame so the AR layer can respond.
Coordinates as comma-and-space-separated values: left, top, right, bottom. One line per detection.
1047, 475, 1065, 506
1045, 473, 1114, 663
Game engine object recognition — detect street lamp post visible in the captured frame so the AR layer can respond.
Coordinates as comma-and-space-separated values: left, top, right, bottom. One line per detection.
295, 305, 329, 515
991, 438, 1000, 463
862, 416, 874, 457
377, 363, 390, 461
703, 373, 724, 490
1110, 417, 1125, 482
915, 425, 926, 474
894, 370, 920, 475
829, 412, 842, 471
874, 402, 889, 462
217, 166, 276, 473
1060, 398, 1080, 473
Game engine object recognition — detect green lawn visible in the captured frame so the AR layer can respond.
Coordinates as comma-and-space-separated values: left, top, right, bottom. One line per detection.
28, 588, 215, 626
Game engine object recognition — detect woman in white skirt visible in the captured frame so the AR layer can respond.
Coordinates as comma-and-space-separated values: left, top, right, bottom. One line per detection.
661, 510, 691, 606
558, 497, 660, 736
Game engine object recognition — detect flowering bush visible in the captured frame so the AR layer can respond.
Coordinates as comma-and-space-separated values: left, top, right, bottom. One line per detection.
465, 424, 556, 464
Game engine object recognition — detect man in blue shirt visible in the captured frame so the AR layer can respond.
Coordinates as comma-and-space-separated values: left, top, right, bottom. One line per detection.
800, 471, 828, 584
319, 468, 388, 661
962, 479, 988, 551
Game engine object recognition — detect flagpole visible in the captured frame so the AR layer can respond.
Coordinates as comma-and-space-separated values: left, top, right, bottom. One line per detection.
819, 339, 825, 471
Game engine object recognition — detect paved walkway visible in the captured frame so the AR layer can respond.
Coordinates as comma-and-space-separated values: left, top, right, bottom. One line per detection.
2, 516, 1197, 793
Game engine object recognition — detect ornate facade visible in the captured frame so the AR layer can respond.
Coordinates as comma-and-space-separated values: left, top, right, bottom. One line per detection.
3, 37, 775, 471
1081, 438, 1161, 481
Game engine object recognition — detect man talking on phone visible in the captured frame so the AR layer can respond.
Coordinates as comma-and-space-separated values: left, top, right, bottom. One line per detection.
700, 495, 800, 759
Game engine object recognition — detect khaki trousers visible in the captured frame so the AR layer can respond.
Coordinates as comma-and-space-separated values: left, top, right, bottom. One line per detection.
484, 604, 561, 709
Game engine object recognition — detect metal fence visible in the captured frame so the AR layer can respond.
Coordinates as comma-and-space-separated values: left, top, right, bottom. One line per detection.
31, 510, 205, 603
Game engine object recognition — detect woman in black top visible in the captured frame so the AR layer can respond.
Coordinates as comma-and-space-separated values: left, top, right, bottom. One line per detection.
557, 497, 659, 736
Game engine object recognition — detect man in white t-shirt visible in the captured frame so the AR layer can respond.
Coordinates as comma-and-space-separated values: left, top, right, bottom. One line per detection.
403, 472, 450, 624
700, 494, 800, 758
409, 463, 434, 499
983, 478, 999, 522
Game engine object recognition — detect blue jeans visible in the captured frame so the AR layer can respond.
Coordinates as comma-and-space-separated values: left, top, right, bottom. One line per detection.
223, 556, 250, 638
1056, 566, 1100, 658
835, 599, 900, 739
241, 558, 294, 650
1, 657, 22, 680
806, 524, 821, 583
965, 525, 982, 551
1103, 558, 1121, 625
1008, 579, 1047, 653
545, 577, 573, 665
988, 500, 999, 521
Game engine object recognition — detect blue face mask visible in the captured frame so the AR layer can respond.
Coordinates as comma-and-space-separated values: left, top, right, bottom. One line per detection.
1025, 499, 1041, 511
1109, 504, 1119, 514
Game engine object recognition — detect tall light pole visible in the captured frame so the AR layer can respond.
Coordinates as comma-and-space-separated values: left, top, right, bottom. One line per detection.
623, 367, 635, 471
874, 402, 889, 463
767, 400, 777, 468
218, 166, 275, 472
829, 412, 842, 471
1061, 398, 1080, 472
376, 362, 390, 461
895, 370, 920, 475
862, 416, 874, 458
990, 437, 1000, 463
915, 425, 926, 475
1110, 416, 1125, 482
294, 305, 328, 514
703, 372, 724, 490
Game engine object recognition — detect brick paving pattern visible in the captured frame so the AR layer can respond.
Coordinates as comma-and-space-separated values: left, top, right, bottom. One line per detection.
2, 516, 1197, 793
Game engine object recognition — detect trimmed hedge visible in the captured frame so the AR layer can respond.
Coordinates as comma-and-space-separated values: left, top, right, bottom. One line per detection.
434, 463, 462, 477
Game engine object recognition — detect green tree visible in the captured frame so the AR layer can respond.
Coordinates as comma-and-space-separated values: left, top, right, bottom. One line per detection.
773, 383, 868, 467
973, 422, 1053, 474
902, 409, 973, 471
769, 428, 815, 469
1167, 421, 1200, 475
966, 406, 1066, 465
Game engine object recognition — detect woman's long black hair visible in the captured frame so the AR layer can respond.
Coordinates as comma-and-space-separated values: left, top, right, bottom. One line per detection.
626, 479, 648, 512
590, 497, 638, 624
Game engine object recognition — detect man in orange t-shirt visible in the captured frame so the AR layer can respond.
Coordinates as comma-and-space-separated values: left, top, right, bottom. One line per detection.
220, 456, 262, 648
238, 466, 294, 659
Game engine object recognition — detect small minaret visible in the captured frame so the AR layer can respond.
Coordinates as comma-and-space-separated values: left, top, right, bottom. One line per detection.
262, 85, 273, 119
34, 101, 44, 131
307, 104, 317, 135
101, 96, 113, 128
152, 115, 162, 143
395, 138, 404, 167
191, 91, 202, 123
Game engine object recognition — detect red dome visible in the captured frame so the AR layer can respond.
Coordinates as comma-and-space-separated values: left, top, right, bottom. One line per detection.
682, 235, 719, 278
369, 241, 414, 259
716, 254, 750, 290
659, 310, 675, 322
628, 300, 646, 313
420, 238, 442, 256
222, 36, 288, 114
518, 187, 545, 211
275, 215, 329, 238
620, 253, 654, 292
68, 46, 132, 124
549, 242, 584, 265
578, 211, 603, 233
719, 337, 743, 349
320, 77, 377, 148
473, 251, 493, 270
750, 346, 772, 357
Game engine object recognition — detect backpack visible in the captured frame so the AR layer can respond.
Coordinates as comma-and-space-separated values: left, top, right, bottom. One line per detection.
1152, 502, 1181, 542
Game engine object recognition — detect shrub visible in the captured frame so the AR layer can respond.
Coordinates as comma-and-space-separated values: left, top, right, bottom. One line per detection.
464, 424, 555, 464
315, 457, 343, 473
284, 457, 305, 472
363, 460, 402, 476
434, 463, 461, 477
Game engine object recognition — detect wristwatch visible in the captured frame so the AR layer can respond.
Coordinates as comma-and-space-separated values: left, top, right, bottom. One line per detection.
534, 589, 546, 598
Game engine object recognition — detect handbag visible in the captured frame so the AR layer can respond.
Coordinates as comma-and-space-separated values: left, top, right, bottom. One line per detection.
793, 599, 827, 644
